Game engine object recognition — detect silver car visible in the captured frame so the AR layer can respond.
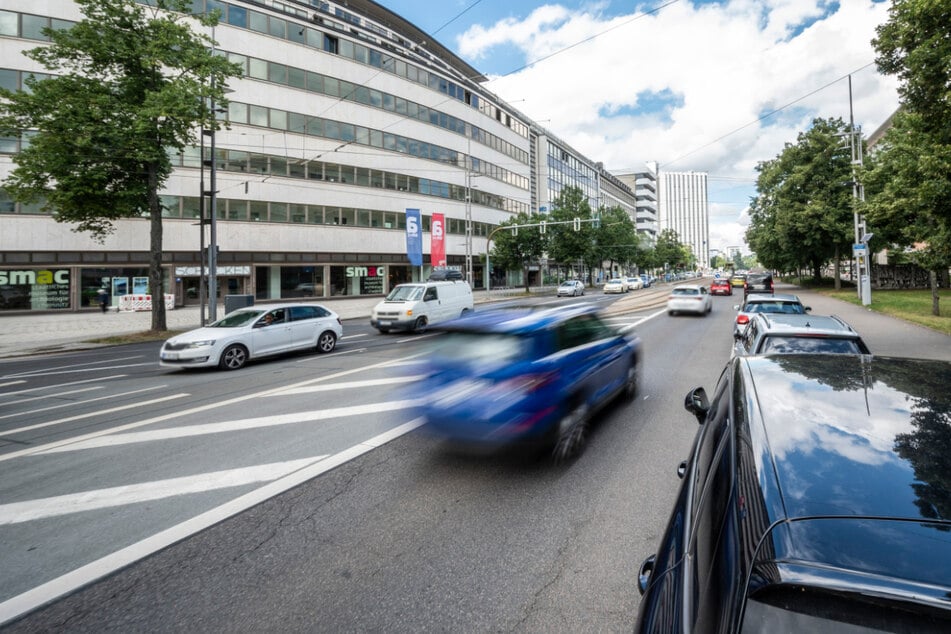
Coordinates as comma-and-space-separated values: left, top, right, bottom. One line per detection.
666, 284, 712, 316
557, 280, 585, 297
160, 303, 342, 370
732, 293, 810, 337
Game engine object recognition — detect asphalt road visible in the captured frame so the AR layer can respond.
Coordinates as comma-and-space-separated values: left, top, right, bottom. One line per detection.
1, 284, 948, 631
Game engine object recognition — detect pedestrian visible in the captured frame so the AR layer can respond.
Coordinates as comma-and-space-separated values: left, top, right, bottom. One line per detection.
97, 288, 109, 313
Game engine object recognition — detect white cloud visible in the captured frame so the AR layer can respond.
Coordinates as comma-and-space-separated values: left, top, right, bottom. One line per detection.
456, 1, 900, 252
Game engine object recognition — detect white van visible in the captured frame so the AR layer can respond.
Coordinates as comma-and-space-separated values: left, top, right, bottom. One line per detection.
371, 281, 473, 333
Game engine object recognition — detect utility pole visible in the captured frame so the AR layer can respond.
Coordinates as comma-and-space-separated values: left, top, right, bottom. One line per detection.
849, 76, 871, 306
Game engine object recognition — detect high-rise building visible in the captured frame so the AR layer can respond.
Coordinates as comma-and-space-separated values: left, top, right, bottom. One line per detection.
658, 170, 709, 268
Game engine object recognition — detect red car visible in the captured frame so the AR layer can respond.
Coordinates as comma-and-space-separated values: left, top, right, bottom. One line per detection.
710, 278, 733, 296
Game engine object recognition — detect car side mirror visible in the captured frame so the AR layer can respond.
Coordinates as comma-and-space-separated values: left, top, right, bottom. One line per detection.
637, 555, 656, 595
684, 387, 709, 424
804, 306, 812, 312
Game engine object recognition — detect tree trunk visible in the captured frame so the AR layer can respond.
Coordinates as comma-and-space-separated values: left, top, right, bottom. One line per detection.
833, 245, 841, 290
148, 160, 167, 331
523, 263, 530, 293
931, 269, 940, 317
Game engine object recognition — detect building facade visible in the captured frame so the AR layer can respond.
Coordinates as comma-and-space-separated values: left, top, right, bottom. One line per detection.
658, 170, 709, 268
0, 0, 631, 313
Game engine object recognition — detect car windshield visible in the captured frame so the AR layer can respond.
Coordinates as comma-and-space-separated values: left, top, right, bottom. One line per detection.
672, 288, 699, 296
426, 332, 533, 365
560, 282, 575, 287
209, 310, 264, 328
386, 285, 424, 301
746, 302, 805, 314
759, 336, 862, 354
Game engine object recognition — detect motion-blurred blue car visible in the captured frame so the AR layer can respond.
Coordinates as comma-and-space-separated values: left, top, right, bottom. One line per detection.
408, 303, 641, 462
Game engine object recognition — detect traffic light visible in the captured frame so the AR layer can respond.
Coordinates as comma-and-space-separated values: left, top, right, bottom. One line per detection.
540, 221, 546, 234
592, 214, 600, 229
573, 217, 581, 231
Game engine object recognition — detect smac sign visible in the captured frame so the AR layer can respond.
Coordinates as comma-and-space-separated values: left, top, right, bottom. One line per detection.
0, 269, 70, 285
345, 266, 385, 278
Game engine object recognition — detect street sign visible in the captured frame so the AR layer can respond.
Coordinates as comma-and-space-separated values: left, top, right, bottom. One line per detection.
852, 243, 867, 255
714, 272, 721, 279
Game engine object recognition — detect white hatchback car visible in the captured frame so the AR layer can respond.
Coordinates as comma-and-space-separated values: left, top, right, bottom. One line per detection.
160, 303, 342, 370
667, 284, 712, 316
603, 278, 629, 294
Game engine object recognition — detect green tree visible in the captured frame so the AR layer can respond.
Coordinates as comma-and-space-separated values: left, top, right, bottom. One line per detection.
593, 206, 641, 278
745, 118, 855, 284
867, 0, 951, 315
654, 229, 686, 275
0, 0, 241, 330
547, 187, 596, 283
489, 212, 549, 292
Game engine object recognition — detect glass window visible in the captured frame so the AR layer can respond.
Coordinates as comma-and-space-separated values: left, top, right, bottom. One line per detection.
0, 135, 15, 154
269, 109, 287, 130
268, 62, 288, 84
249, 154, 268, 174
305, 28, 321, 48
307, 118, 323, 137
306, 71, 322, 93
288, 23, 305, 44
307, 206, 323, 224
289, 159, 306, 178
182, 197, 201, 220
249, 58, 268, 80
0, 69, 17, 92
288, 67, 306, 89
281, 266, 324, 299
228, 101, 248, 124
227, 52, 247, 75
249, 105, 269, 127
21, 14, 48, 41
324, 163, 340, 183
0, 188, 16, 213
270, 156, 287, 177
325, 206, 340, 225
356, 209, 371, 227
289, 204, 306, 223
339, 39, 353, 59
324, 120, 340, 140
324, 77, 339, 97
355, 167, 370, 187
268, 17, 286, 38
338, 208, 355, 226
249, 201, 267, 221
225, 150, 247, 172
270, 202, 287, 222
227, 5, 247, 28
0, 10, 17, 36
248, 11, 267, 34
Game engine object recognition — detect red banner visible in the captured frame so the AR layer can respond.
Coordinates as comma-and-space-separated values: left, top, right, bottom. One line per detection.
430, 213, 446, 267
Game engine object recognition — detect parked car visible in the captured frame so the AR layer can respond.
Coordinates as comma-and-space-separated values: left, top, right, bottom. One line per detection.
556, 280, 585, 297
370, 280, 473, 333
160, 303, 342, 370
626, 276, 644, 290
728, 272, 746, 287
639, 274, 652, 288
603, 278, 628, 294
733, 312, 870, 357
408, 303, 641, 462
743, 272, 773, 297
666, 284, 712, 316
709, 278, 732, 296
636, 354, 951, 633
732, 292, 811, 337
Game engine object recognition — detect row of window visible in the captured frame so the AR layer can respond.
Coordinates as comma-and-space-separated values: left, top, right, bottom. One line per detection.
153, 0, 531, 140
225, 49, 530, 169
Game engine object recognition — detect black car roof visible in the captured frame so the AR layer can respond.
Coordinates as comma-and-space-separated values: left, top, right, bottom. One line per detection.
742, 354, 951, 524
740, 354, 951, 603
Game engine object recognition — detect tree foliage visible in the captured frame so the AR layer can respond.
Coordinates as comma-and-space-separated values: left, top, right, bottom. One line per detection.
489, 212, 549, 292
0, 0, 241, 329
546, 187, 597, 282
867, 0, 951, 315
745, 117, 855, 282
653, 229, 690, 271
592, 205, 642, 276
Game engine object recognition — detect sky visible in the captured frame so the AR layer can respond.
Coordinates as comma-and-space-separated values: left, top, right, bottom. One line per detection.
375, 0, 900, 256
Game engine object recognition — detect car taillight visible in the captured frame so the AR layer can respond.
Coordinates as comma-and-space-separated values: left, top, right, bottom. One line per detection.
737, 315, 749, 325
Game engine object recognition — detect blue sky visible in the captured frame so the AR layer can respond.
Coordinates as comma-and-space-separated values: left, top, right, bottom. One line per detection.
377, 1, 898, 254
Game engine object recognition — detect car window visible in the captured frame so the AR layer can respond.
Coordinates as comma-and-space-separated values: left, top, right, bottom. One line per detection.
424, 287, 438, 301
673, 288, 699, 296
555, 314, 614, 350
289, 306, 323, 321
210, 310, 263, 327
426, 332, 532, 364
386, 285, 423, 301
741, 320, 760, 353
759, 336, 862, 354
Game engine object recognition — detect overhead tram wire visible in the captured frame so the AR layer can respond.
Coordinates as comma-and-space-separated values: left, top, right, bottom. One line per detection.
661, 61, 878, 170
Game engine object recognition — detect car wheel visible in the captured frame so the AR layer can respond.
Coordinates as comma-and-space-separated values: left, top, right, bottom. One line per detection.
552, 399, 590, 463
413, 316, 428, 333
460, 308, 471, 318
316, 331, 337, 353
668, 310, 676, 316
623, 363, 638, 401
218, 344, 248, 370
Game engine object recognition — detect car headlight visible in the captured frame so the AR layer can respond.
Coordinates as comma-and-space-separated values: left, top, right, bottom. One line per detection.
182, 340, 215, 349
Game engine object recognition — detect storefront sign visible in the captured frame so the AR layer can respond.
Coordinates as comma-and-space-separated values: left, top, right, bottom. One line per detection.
346, 266, 385, 294
0, 268, 71, 310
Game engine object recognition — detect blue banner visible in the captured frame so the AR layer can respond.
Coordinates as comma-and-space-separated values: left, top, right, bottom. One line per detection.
405, 208, 422, 266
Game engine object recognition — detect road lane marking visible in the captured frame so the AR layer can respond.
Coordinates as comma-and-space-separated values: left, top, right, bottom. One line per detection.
1, 356, 146, 378
0, 381, 26, 389
41, 400, 419, 453
0, 418, 425, 627
0, 394, 188, 442
0, 386, 164, 421
274, 376, 424, 395
2, 386, 103, 408
0, 356, 420, 463
0, 375, 128, 397
0, 456, 329, 525
341, 333, 368, 339
1, 363, 155, 378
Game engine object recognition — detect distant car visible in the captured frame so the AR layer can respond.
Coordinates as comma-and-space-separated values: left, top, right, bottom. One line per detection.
733, 312, 870, 357
743, 272, 774, 297
729, 272, 746, 287
636, 354, 951, 633
639, 274, 652, 288
556, 280, 585, 297
603, 278, 628, 294
408, 304, 641, 462
667, 284, 712, 316
732, 293, 811, 337
160, 303, 342, 370
709, 278, 732, 296
626, 276, 644, 290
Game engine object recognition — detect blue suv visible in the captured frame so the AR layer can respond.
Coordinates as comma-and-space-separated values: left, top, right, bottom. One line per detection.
407, 303, 641, 462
